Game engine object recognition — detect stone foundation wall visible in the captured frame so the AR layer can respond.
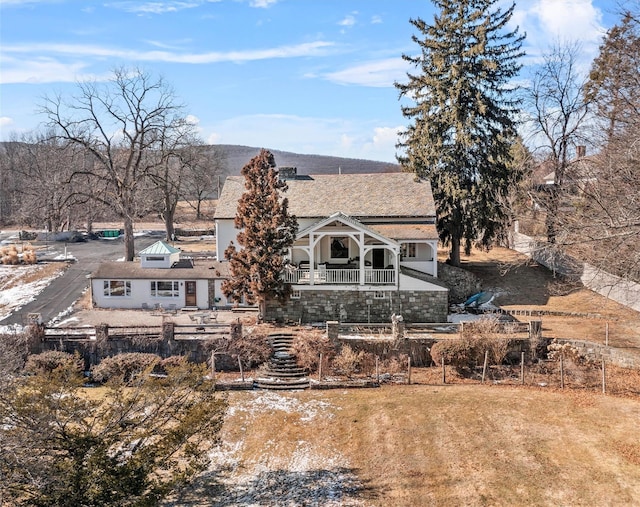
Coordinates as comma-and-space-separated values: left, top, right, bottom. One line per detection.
265, 288, 448, 323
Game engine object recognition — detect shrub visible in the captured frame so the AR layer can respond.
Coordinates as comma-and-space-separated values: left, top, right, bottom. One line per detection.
331, 344, 366, 378
292, 330, 337, 373
91, 353, 161, 383
430, 338, 483, 372
25, 351, 83, 375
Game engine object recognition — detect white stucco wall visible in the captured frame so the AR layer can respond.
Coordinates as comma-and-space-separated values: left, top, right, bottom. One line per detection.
215, 219, 238, 261
92, 278, 214, 310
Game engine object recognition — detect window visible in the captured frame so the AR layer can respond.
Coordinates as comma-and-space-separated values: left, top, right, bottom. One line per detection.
402, 242, 417, 259
151, 281, 179, 298
374, 291, 385, 300
330, 236, 349, 259
146, 256, 165, 262
290, 289, 301, 299
103, 280, 131, 297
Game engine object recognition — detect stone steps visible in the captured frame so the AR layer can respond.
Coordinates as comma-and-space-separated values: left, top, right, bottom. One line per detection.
254, 333, 310, 390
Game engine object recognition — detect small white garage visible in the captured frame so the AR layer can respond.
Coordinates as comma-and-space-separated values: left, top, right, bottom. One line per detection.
90, 241, 230, 310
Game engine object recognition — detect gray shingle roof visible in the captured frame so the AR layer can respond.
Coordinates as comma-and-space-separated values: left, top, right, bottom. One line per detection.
91, 260, 229, 280
368, 224, 439, 241
214, 172, 436, 220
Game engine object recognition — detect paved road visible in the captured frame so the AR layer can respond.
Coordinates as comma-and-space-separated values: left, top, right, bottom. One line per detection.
1, 235, 159, 326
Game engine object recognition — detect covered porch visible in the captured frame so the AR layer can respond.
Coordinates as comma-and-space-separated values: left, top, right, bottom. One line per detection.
284, 212, 400, 287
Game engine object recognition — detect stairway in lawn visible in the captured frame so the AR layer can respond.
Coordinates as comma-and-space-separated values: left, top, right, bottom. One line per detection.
254, 333, 310, 390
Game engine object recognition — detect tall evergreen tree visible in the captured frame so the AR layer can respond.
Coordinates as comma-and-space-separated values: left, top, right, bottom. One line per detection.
396, 0, 525, 266
222, 149, 298, 318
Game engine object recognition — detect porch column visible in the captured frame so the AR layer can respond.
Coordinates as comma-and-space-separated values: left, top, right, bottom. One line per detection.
359, 232, 365, 286
309, 233, 315, 286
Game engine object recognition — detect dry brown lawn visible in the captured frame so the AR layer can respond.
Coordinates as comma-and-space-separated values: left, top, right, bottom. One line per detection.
454, 246, 640, 357
172, 385, 640, 506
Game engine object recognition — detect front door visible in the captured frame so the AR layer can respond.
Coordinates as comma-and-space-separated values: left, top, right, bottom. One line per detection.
372, 249, 385, 269
185, 281, 197, 307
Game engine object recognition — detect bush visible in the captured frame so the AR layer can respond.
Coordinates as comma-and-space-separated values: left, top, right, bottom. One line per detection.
25, 351, 83, 375
292, 330, 337, 373
431, 338, 483, 372
91, 353, 161, 383
331, 344, 366, 378
431, 317, 518, 373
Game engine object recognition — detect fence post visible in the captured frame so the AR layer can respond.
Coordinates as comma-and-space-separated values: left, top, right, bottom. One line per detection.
211, 351, 216, 382
318, 353, 323, 381
238, 356, 244, 382
482, 350, 488, 384
407, 356, 412, 385
441, 357, 446, 384
326, 321, 339, 344
560, 353, 564, 389
602, 359, 606, 394
521, 352, 525, 385
376, 356, 379, 384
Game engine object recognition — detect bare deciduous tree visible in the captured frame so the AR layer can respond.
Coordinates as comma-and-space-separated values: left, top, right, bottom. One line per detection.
525, 43, 591, 244
181, 145, 228, 220
41, 67, 190, 260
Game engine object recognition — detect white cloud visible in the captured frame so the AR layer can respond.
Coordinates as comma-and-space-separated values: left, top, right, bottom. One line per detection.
513, 0, 606, 62
0, 41, 336, 84
0, 56, 92, 84
203, 113, 400, 162
0, 117, 14, 129
371, 15, 382, 24
249, 0, 278, 7
105, 1, 216, 14
324, 57, 409, 88
338, 13, 357, 27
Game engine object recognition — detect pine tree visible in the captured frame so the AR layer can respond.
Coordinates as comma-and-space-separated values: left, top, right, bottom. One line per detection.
222, 149, 298, 317
396, 0, 525, 266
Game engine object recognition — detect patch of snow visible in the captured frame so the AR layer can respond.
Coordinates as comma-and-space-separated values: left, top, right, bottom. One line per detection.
0, 265, 64, 322
198, 392, 370, 507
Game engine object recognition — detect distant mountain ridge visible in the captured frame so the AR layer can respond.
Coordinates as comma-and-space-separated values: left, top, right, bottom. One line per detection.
213, 144, 401, 175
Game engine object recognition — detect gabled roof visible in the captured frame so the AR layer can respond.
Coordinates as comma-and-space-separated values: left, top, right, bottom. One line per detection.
139, 240, 181, 256
214, 172, 436, 220
297, 212, 400, 247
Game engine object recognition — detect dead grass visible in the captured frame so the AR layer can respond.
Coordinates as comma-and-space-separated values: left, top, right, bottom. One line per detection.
183, 386, 640, 506
454, 246, 640, 357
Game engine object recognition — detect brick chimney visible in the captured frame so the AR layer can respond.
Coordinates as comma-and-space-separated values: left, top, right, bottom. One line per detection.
576, 145, 586, 158
278, 166, 297, 181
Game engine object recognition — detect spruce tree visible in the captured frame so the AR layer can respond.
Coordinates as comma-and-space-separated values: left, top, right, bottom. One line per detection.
396, 0, 525, 266
222, 149, 298, 317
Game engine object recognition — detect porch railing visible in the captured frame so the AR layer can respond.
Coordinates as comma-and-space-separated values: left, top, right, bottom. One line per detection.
284, 268, 396, 285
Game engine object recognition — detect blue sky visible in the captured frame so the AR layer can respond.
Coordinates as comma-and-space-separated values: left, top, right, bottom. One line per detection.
0, 0, 619, 163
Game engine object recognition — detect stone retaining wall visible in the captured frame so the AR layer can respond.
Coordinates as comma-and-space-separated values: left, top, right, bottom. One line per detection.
553, 338, 640, 369
265, 289, 448, 324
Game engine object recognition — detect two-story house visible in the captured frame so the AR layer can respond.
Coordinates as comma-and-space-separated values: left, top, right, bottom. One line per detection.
215, 169, 449, 323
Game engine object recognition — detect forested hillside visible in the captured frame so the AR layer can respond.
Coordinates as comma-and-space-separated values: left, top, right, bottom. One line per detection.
213, 144, 400, 175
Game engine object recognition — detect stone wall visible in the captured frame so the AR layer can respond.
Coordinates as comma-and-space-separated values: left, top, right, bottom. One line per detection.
265, 288, 448, 323
511, 228, 640, 312
554, 338, 640, 369
31, 322, 244, 370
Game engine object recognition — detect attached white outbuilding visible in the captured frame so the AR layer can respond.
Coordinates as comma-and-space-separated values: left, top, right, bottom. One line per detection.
90, 241, 230, 310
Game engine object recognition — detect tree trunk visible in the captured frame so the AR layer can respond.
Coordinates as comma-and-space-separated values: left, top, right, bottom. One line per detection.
123, 216, 135, 261
449, 236, 461, 267
164, 212, 175, 242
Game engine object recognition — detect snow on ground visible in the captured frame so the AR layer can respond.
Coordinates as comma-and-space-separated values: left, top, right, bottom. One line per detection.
181, 391, 370, 507
0, 264, 63, 328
